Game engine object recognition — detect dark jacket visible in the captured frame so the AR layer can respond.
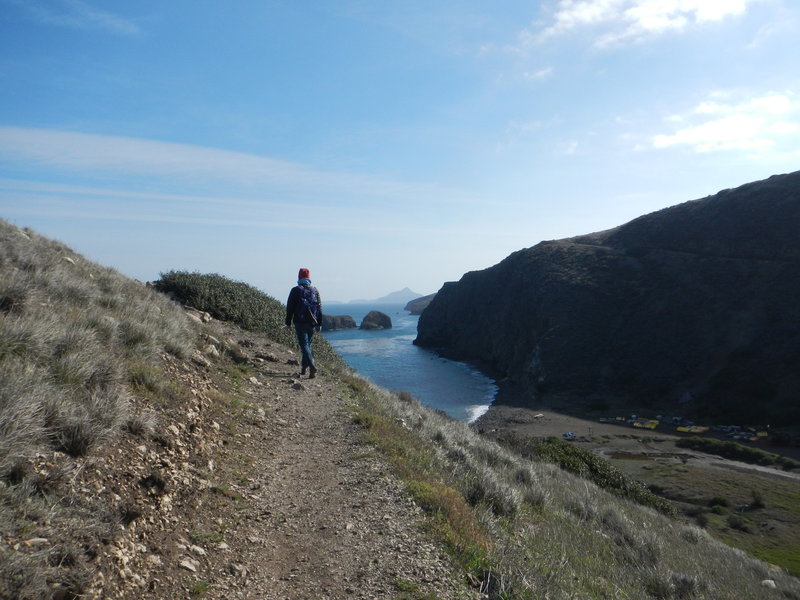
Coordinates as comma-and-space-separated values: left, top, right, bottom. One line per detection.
285, 284, 322, 327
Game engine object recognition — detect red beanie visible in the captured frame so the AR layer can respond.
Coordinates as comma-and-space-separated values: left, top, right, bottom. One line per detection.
298, 268, 310, 279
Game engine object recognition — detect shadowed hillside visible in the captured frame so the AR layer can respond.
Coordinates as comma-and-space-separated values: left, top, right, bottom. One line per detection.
416, 171, 800, 427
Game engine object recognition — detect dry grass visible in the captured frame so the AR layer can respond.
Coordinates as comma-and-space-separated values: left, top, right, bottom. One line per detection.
346, 375, 800, 599
0, 221, 194, 465
0, 219, 196, 598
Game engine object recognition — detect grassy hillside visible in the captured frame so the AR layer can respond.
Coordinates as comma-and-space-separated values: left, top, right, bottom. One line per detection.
0, 219, 195, 597
349, 383, 800, 599
1, 218, 798, 599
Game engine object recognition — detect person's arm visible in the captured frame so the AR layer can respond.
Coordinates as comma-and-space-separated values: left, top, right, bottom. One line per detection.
315, 288, 322, 329
285, 287, 297, 327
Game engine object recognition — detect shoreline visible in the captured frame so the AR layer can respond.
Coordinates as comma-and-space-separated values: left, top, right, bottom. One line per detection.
473, 387, 800, 464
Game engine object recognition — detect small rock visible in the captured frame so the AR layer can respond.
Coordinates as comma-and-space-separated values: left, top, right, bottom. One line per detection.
186, 313, 202, 323
192, 352, 212, 368
179, 558, 199, 573
189, 544, 207, 557
22, 537, 49, 546
249, 376, 262, 386
762, 580, 777, 589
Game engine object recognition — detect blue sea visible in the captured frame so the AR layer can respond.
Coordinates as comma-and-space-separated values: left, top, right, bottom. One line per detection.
321, 303, 497, 422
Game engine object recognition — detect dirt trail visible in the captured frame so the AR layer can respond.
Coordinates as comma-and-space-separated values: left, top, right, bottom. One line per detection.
106, 318, 481, 600
205, 362, 474, 599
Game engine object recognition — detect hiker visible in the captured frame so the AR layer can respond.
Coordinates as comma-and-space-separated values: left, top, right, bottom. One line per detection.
284, 268, 322, 378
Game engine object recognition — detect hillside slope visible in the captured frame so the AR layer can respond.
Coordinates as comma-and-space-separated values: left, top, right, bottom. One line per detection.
415, 171, 800, 426
0, 220, 476, 599
2, 219, 799, 599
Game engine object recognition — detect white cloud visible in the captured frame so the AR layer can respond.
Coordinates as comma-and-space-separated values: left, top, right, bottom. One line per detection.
652, 91, 800, 154
0, 127, 453, 204
530, 0, 757, 47
523, 67, 554, 80
5, 0, 140, 35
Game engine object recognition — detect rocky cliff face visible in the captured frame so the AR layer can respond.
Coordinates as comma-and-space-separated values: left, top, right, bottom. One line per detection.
415, 171, 800, 426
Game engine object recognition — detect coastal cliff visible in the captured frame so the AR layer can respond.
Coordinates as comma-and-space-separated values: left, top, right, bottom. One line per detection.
415, 171, 800, 425
405, 293, 436, 315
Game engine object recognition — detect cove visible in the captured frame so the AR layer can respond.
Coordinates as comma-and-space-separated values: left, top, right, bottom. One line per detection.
321, 303, 496, 422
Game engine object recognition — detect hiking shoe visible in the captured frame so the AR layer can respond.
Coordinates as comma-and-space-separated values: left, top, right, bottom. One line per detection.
309, 366, 317, 379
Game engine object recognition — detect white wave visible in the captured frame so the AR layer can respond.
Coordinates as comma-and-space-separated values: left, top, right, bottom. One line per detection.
467, 404, 491, 423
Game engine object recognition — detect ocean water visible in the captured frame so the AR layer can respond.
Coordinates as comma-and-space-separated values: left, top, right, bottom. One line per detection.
321, 303, 497, 422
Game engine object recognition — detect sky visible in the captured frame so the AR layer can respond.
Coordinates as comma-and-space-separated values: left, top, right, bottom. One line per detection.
1, 1, 799, 302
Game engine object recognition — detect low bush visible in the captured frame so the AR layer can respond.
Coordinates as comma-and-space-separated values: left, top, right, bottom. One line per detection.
154, 270, 346, 370
154, 271, 284, 333
727, 514, 752, 533
498, 433, 675, 515
676, 437, 800, 471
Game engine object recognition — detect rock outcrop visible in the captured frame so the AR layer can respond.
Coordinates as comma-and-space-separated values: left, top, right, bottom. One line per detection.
322, 314, 357, 331
405, 293, 436, 315
415, 171, 800, 426
360, 311, 392, 330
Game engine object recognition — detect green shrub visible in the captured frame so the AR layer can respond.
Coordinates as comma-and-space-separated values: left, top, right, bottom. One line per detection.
727, 514, 752, 533
749, 489, 766, 509
154, 270, 346, 370
498, 433, 675, 515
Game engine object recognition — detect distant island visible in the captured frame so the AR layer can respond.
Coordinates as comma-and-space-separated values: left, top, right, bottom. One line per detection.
347, 287, 426, 305
404, 293, 436, 315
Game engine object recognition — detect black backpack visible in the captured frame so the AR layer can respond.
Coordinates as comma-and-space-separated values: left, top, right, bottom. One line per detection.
295, 285, 320, 325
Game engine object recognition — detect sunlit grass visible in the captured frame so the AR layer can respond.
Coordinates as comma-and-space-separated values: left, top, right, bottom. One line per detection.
344, 372, 800, 598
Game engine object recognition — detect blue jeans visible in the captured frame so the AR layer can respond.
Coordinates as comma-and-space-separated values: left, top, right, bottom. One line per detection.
294, 323, 316, 370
